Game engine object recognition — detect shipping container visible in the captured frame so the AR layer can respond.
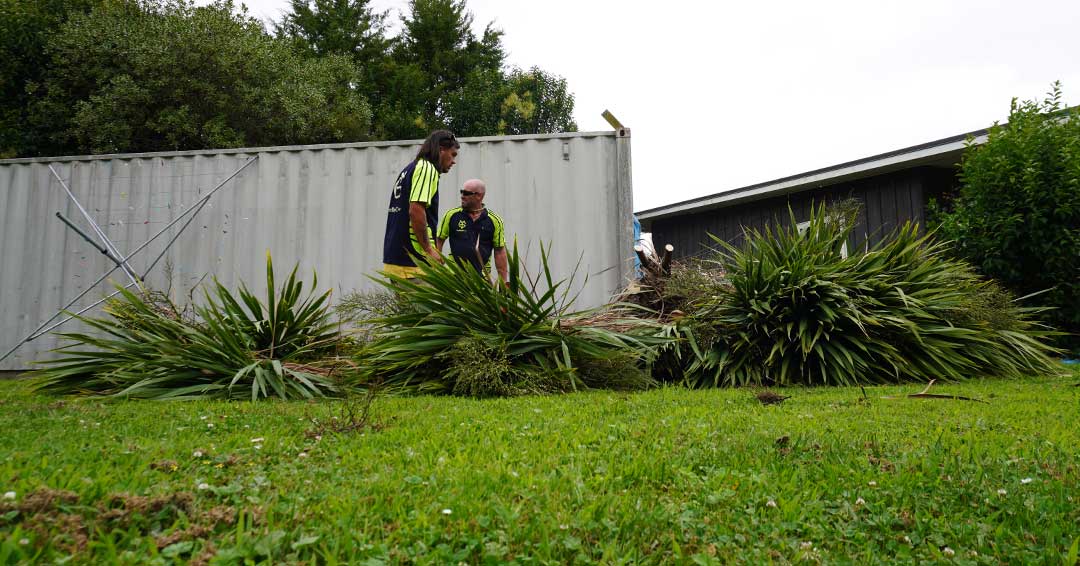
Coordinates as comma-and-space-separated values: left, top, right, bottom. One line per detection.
0, 131, 635, 370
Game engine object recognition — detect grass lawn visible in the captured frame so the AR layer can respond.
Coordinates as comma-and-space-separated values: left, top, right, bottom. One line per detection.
1, 369, 1078, 565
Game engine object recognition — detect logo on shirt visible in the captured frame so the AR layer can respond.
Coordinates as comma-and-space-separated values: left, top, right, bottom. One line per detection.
457, 220, 467, 230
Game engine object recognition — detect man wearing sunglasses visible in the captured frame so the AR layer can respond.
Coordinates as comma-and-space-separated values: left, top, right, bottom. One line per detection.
436, 179, 508, 285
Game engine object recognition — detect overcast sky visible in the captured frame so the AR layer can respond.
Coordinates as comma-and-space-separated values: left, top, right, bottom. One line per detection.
222, 0, 1080, 211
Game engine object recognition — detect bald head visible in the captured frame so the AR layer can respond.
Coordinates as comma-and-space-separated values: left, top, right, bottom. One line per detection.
463, 179, 486, 195
460, 179, 487, 211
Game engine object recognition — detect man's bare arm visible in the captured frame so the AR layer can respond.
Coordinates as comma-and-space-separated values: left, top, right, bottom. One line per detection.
409, 202, 442, 263
493, 247, 509, 284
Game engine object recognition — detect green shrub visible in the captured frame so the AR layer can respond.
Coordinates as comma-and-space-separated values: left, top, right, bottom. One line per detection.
440, 334, 566, 398
932, 82, 1080, 352
673, 204, 1061, 387
32, 255, 344, 400
355, 243, 672, 396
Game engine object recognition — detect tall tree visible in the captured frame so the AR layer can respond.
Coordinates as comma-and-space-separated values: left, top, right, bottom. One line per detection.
274, 0, 390, 94
23, 0, 372, 156
383, 0, 506, 138
275, 0, 389, 58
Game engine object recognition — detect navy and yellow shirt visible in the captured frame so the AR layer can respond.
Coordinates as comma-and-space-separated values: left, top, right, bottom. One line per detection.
437, 207, 506, 272
382, 158, 441, 267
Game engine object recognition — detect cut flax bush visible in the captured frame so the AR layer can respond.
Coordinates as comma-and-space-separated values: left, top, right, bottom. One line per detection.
356, 243, 671, 397
334, 289, 405, 339
667, 203, 1061, 388
32, 255, 344, 400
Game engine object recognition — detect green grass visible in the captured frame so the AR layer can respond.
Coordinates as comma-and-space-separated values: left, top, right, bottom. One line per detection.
2, 369, 1078, 564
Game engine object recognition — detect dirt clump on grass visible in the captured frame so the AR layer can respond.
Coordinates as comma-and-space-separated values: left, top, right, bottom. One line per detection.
189, 541, 218, 566
25, 512, 89, 554
102, 491, 195, 516
149, 459, 179, 472
0, 487, 80, 515
203, 505, 238, 525
2, 490, 88, 555
154, 524, 212, 549
756, 390, 790, 405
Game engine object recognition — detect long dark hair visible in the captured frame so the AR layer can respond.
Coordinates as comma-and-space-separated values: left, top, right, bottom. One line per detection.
416, 130, 459, 165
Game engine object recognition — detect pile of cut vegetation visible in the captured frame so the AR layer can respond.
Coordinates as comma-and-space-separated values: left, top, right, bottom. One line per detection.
346, 243, 672, 397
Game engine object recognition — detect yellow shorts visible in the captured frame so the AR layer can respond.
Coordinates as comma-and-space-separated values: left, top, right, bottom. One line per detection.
381, 263, 424, 279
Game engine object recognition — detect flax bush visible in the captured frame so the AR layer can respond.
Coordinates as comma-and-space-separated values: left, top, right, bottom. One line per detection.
32, 255, 344, 400
670, 204, 1060, 387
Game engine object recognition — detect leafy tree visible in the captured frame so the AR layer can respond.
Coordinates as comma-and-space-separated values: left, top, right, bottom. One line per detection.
275, 0, 389, 58
397, 0, 503, 95
273, 0, 390, 99
933, 82, 1080, 352
0, 0, 101, 157
379, 0, 505, 138
5, 0, 580, 155
387, 0, 577, 138
23, 0, 372, 155
440, 67, 505, 136
498, 67, 577, 135
442, 66, 577, 137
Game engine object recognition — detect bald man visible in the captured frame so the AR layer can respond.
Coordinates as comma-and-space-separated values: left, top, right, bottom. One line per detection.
436, 179, 509, 284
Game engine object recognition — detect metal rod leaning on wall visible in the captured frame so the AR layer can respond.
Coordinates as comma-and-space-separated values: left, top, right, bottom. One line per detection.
139, 169, 234, 280
27, 282, 140, 341
55, 212, 132, 271
0, 156, 259, 365
55, 212, 107, 254
0, 264, 124, 364
48, 164, 141, 286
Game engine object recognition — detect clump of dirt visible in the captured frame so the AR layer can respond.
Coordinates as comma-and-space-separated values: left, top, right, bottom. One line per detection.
202, 505, 238, 526
10, 488, 80, 514
756, 390, 790, 405
101, 491, 195, 516
95, 491, 197, 528
23, 512, 89, 554
149, 460, 179, 472
2, 485, 257, 563
155, 525, 212, 549
189, 541, 218, 566
8, 490, 88, 555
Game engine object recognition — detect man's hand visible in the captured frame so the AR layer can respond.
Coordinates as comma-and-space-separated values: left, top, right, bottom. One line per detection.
426, 246, 444, 264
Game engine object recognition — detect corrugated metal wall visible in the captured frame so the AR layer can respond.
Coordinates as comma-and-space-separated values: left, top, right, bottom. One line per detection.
649, 168, 943, 260
0, 132, 633, 370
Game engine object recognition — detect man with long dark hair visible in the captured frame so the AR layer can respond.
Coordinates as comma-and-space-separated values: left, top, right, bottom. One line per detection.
382, 130, 460, 278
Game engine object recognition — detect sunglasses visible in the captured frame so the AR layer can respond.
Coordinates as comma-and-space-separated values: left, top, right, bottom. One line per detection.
460, 190, 481, 196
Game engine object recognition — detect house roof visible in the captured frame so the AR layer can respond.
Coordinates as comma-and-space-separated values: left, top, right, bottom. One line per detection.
636, 127, 988, 222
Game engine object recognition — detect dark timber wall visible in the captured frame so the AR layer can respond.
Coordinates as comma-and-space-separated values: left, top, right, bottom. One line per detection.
648, 166, 956, 259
